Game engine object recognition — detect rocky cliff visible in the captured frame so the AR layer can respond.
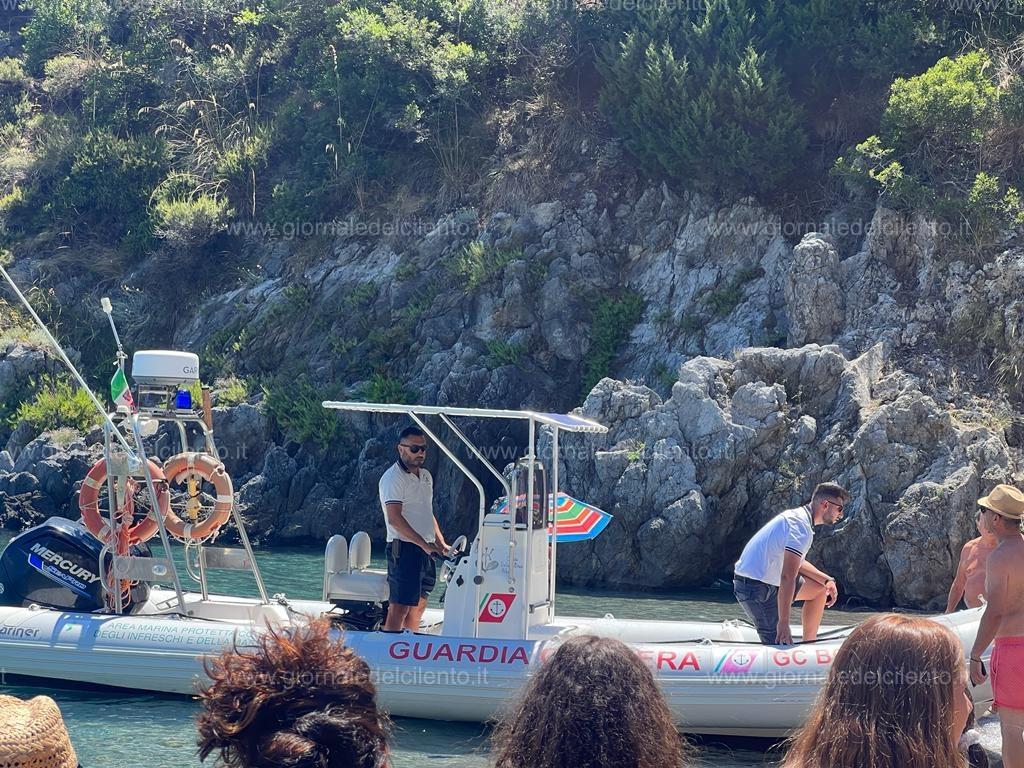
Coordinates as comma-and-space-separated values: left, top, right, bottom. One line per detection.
1, 144, 1022, 609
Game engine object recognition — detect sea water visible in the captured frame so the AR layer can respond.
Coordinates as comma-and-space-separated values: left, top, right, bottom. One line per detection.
0, 539, 995, 767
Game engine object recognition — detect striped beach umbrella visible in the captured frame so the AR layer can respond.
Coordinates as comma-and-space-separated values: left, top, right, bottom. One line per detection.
495, 493, 611, 542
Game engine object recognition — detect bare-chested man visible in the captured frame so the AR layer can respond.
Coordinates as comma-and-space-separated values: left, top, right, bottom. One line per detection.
970, 484, 1024, 768
946, 507, 999, 612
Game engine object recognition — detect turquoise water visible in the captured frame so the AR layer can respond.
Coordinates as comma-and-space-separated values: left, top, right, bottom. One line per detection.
0, 536, 876, 767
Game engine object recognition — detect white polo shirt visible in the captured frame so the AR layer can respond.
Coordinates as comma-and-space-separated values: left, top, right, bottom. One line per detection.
378, 461, 436, 544
734, 505, 814, 586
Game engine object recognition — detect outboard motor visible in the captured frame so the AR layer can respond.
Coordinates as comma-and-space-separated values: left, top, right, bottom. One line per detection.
0, 517, 150, 612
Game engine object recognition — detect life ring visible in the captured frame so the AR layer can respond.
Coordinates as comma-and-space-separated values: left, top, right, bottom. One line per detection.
79, 459, 168, 544
161, 452, 234, 540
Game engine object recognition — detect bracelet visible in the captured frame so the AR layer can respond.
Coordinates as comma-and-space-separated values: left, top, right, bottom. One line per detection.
824, 577, 835, 584
970, 657, 983, 662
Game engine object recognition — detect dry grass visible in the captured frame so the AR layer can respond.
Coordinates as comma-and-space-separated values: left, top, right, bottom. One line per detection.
481, 94, 597, 214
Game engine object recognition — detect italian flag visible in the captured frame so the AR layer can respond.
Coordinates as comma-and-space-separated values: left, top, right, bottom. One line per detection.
110, 368, 133, 409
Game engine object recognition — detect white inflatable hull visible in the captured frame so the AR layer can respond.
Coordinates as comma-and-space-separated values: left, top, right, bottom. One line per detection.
0, 596, 992, 737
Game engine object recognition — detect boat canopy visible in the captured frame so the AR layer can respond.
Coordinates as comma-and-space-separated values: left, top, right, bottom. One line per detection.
323, 399, 609, 638
321, 401, 609, 434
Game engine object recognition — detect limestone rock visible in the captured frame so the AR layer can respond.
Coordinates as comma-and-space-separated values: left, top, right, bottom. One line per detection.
785, 234, 844, 345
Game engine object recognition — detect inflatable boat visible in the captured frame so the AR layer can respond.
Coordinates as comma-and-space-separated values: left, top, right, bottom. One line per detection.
0, 270, 996, 736
0, 570, 990, 737
0, 400, 994, 737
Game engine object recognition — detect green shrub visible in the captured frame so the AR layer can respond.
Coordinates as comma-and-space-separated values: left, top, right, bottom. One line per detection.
485, 339, 522, 368
952, 172, 1024, 253
834, 51, 1019, 251
882, 52, 998, 183
263, 376, 346, 452
833, 136, 927, 209
265, 283, 314, 324
153, 194, 233, 250
42, 54, 97, 104
262, 179, 316, 229
361, 372, 415, 404
626, 440, 645, 463
394, 259, 418, 281
651, 361, 677, 390
54, 130, 166, 251
398, 281, 441, 323
213, 376, 249, 407
885, 53, 997, 154
22, 0, 105, 75
0, 59, 29, 88
705, 267, 763, 318
581, 292, 644, 397
12, 377, 99, 434
329, 336, 358, 356
598, 1, 806, 199
452, 241, 519, 289
680, 314, 703, 335
345, 282, 378, 308
991, 345, 1024, 400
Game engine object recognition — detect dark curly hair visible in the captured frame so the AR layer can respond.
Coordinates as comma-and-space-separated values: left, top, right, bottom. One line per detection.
490, 635, 692, 768
196, 620, 390, 768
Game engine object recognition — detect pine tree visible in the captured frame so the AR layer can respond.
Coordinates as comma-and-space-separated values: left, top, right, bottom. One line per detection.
597, 0, 806, 199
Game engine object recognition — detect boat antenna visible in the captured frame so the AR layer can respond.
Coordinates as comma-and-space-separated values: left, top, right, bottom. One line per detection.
100, 296, 127, 377
0, 264, 138, 459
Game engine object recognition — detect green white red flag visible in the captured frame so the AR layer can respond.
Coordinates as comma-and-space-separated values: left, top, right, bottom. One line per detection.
110, 368, 133, 409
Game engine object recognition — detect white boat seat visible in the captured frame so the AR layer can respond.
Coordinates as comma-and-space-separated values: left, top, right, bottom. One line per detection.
349, 531, 372, 570
327, 570, 389, 603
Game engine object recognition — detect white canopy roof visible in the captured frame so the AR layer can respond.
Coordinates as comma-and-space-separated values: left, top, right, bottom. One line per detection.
321, 401, 608, 434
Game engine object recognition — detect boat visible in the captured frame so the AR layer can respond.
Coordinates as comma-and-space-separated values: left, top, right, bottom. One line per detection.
0, 266, 996, 737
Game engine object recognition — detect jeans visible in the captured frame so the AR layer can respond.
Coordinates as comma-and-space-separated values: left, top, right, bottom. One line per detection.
733, 575, 804, 645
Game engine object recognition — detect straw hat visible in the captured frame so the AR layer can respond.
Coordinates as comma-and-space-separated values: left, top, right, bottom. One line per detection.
978, 484, 1024, 521
0, 694, 77, 768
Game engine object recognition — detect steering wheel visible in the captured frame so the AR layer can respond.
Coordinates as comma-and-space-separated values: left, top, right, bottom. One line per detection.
439, 535, 469, 583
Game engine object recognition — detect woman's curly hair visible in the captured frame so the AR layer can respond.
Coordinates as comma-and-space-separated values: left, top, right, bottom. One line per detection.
196, 620, 390, 768
490, 635, 692, 768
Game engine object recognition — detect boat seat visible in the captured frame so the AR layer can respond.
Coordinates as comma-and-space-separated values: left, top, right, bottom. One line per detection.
327, 570, 389, 603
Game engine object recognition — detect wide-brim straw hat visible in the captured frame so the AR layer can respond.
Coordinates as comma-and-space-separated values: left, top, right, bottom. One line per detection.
0, 694, 78, 768
978, 484, 1024, 521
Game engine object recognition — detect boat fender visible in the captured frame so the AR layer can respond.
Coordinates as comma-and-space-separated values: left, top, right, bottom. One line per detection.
78, 458, 168, 544
161, 452, 234, 540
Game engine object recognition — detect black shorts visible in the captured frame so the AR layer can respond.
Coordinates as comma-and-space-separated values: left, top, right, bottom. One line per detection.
386, 540, 436, 607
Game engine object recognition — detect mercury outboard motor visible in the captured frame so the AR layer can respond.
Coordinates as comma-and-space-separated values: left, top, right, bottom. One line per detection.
0, 517, 150, 612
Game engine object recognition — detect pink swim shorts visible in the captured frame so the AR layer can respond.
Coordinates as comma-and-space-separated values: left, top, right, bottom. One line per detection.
991, 637, 1024, 711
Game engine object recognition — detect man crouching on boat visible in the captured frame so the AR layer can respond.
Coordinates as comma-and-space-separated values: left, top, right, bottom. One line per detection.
379, 426, 449, 632
733, 482, 849, 645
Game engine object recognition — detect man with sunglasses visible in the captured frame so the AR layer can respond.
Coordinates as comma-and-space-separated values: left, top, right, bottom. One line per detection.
379, 426, 449, 631
734, 482, 850, 645
969, 484, 1024, 768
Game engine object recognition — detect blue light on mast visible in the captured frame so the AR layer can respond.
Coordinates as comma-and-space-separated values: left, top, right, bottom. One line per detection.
175, 389, 192, 410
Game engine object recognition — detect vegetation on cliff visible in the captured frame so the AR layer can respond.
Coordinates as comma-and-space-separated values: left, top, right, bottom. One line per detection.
1, 0, 1024, 412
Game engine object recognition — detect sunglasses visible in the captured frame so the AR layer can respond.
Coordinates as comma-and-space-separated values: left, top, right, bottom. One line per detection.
400, 443, 426, 454
824, 500, 845, 513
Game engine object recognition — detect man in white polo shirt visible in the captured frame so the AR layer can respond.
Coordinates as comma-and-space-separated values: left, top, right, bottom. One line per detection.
379, 426, 449, 631
734, 482, 849, 645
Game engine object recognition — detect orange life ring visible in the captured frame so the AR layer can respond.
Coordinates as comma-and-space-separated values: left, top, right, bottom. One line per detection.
79, 458, 168, 544
161, 452, 234, 540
